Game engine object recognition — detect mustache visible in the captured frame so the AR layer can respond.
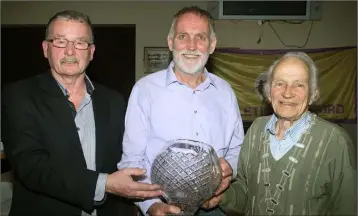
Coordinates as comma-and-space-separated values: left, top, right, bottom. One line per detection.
60, 57, 78, 64
176, 50, 202, 56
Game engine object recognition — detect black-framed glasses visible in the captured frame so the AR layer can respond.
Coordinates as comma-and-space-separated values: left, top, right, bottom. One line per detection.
46, 38, 92, 50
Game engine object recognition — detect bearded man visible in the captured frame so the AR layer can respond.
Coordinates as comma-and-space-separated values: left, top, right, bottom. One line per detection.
117, 6, 244, 216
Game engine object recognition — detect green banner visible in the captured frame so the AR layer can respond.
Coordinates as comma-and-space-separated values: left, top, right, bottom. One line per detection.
211, 48, 357, 121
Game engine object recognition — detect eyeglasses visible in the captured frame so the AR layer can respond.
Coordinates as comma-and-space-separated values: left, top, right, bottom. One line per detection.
46, 38, 92, 50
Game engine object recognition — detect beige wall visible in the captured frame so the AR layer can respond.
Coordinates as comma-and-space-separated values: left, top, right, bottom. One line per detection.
1, 1, 356, 80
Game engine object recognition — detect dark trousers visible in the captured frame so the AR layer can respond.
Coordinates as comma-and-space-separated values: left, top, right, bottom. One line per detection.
196, 207, 226, 216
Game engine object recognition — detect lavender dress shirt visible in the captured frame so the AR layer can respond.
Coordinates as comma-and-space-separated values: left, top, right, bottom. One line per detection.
117, 61, 244, 214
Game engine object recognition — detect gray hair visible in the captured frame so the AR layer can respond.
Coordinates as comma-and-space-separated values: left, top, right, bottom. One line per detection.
263, 52, 320, 105
168, 6, 216, 41
45, 10, 94, 43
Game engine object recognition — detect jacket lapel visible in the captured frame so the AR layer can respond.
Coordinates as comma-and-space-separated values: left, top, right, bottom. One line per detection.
92, 88, 109, 171
37, 73, 85, 156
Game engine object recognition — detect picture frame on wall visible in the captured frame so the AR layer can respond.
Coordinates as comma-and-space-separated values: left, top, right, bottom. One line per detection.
144, 47, 172, 74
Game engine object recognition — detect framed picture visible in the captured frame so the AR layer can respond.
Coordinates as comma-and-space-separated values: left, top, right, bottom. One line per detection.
144, 47, 172, 74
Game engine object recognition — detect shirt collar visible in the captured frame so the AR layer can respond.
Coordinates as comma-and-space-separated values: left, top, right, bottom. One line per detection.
165, 61, 217, 89
265, 111, 311, 142
56, 74, 95, 97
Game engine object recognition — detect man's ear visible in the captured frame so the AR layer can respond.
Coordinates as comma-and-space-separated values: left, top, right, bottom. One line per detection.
167, 35, 174, 51
264, 83, 272, 103
309, 89, 319, 105
209, 36, 217, 54
42, 40, 49, 58
89, 44, 96, 61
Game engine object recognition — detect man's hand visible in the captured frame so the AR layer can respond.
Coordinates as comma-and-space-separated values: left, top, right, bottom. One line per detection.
216, 158, 233, 195
105, 168, 162, 199
201, 159, 231, 210
201, 194, 223, 209
147, 202, 181, 216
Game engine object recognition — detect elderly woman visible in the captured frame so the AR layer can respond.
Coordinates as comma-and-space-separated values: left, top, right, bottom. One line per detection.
203, 52, 356, 216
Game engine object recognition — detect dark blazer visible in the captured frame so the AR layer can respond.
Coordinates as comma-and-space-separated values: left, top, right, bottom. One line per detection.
1, 72, 135, 216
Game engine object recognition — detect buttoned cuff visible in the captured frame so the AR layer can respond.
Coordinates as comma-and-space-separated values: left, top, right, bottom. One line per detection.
137, 198, 162, 215
94, 173, 108, 202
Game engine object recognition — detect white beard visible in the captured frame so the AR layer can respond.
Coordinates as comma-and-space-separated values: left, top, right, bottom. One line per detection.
172, 49, 209, 75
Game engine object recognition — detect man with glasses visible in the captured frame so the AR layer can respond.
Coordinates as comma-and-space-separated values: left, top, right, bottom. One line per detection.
1, 10, 162, 216
47, 38, 92, 50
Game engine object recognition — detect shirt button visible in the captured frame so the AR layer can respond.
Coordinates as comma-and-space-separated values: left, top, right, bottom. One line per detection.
196, 132, 199, 136
194, 110, 197, 114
